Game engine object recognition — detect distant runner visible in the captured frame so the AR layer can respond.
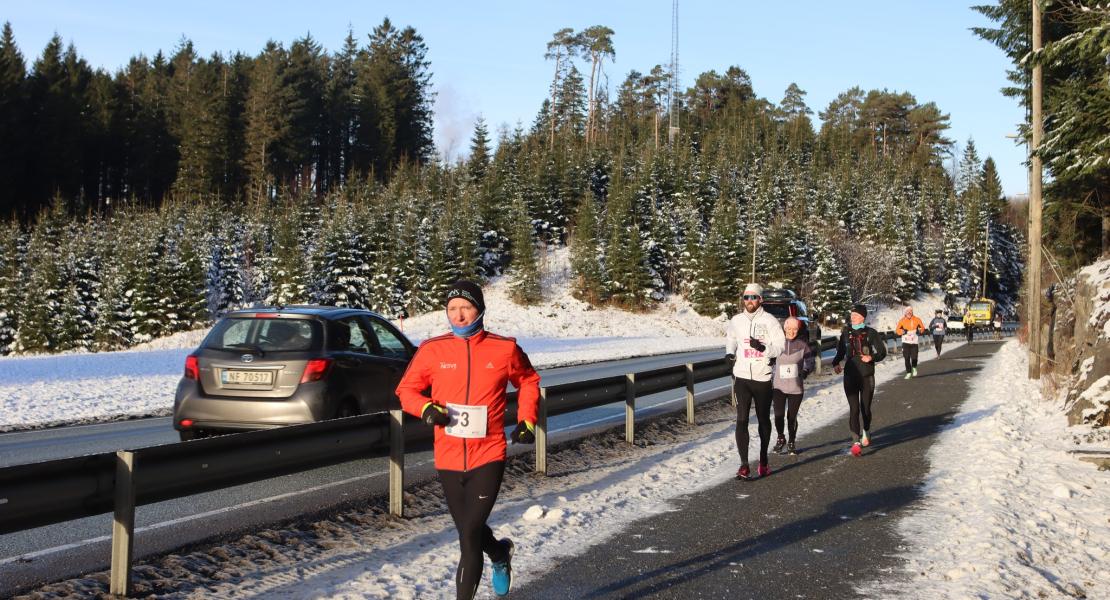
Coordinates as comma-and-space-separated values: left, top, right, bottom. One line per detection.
396, 280, 541, 600
895, 306, 926, 379
928, 309, 947, 356
726, 283, 786, 479
772, 317, 815, 455
832, 304, 887, 457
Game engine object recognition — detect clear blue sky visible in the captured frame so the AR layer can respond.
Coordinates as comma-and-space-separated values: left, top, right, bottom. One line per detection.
6, 0, 1029, 196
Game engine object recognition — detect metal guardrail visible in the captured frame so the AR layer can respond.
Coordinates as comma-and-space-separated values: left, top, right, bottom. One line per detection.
0, 325, 1019, 596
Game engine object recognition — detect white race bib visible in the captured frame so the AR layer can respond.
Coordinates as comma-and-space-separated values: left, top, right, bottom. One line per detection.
902, 331, 919, 344
933, 325, 944, 332
445, 403, 487, 439
778, 363, 798, 379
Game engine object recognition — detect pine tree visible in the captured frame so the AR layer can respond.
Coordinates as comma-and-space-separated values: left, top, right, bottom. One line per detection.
508, 194, 542, 304
604, 191, 652, 309
0, 220, 22, 354
569, 192, 607, 303
468, 116, 491, 182
810, 235, 852, 325
691, 196, 741, 316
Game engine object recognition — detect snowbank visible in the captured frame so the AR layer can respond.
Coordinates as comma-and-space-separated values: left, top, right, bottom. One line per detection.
866, 340, 1110, 599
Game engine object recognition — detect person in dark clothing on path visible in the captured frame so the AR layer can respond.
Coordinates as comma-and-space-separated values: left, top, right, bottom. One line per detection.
928, 309, 947, 355
771, 317, 816, 455
832, 304, 887, 457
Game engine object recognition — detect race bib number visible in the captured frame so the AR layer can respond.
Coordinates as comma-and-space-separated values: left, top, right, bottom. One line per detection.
743, 339, 764, 358
902, 331, 919, 344
779, 363, 798, 379
934, 325, 944, 332
445, 403, 487, 439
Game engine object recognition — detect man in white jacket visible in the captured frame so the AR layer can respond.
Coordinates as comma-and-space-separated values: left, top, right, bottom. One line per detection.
726, 282, 786, 480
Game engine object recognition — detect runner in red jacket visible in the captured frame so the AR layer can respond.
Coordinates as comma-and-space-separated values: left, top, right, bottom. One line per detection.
396, 280, 540, 600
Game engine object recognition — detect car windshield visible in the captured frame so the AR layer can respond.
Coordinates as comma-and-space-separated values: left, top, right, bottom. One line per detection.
204, 318, 321, 353
761, 303, 791, 319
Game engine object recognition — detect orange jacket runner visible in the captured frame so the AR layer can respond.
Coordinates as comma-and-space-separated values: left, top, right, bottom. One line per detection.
895, 316, 926, 336
396, 331, 541, 471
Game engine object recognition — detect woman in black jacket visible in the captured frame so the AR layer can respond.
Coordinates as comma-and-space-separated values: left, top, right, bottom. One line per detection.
831, 304, 887, 457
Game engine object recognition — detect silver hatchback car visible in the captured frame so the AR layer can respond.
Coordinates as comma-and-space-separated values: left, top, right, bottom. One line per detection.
173, 306, 415, 441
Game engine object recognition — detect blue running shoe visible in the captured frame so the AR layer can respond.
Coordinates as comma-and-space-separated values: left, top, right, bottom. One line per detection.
491, 538, 514, 597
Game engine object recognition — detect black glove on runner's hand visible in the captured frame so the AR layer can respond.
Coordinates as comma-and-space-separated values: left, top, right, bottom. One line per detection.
749, 338, 766, 352
726, 353, 736, 365
422, 403, 451, 427
511, 421, 536, 444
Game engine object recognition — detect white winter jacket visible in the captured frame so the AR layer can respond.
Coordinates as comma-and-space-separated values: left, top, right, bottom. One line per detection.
725, 307, 787, 382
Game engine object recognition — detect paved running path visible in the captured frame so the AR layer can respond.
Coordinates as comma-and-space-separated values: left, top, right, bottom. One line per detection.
512, 341, 1005, 599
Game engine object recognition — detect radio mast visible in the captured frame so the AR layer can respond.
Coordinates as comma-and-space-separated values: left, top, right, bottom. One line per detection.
668, 0, 680, 144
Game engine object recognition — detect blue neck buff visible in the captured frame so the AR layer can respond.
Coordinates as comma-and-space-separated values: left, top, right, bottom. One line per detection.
851, 323, 866, 330
450, 312, 485, 339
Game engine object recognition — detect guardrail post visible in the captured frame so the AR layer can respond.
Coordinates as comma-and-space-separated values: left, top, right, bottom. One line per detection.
625, 373, 636, 444
813, 342, 824, 376
389, 409, 404, 518
110, 450, 136, 598
536, 387, 548, 476
685, 363, 695, 425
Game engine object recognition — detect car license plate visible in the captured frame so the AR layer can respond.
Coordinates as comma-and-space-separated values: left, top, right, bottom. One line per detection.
221, 370, 274, 385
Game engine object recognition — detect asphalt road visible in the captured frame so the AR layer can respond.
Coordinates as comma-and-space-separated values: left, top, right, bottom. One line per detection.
0, 348, 730, 596
512, 340, 1006, 599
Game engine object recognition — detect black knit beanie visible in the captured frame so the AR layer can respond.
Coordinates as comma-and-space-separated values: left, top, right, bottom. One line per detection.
445, 280, 485, 313
851, 304, 868, 318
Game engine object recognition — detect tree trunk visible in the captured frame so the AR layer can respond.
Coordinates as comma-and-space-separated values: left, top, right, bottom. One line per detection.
587, 55, 599, 146
549, 53, 561, 151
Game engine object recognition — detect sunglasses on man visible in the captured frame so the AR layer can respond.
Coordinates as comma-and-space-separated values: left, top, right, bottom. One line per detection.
742, 294, 761, 301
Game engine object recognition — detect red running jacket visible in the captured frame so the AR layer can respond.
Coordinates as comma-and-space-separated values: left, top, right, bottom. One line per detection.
396, 330, 541, 471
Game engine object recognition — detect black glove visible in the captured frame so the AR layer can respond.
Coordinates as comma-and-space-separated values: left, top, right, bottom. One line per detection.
511, 420, 536, 444
749, 338, 766, 352
422, 403, 451, 427
726, 353, 736, 365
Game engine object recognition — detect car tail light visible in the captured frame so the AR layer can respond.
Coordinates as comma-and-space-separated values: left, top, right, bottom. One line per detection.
301, 358, 332, 383
253, 313, 280, 318
185, 355, 199, 380
179, 419, 194, 428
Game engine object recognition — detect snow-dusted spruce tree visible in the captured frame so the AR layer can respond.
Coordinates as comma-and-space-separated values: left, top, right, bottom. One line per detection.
56, 221, 99, 351
810, 234, 853, 325
16, 203, 66, 353
313, 200, 370, 308
691, 196, 742, 316
569, 191, 607, 303
604, 208, 653, 310
207, 218, 247, 316
265, 204, 308, 306
0, 220, 21, 354
508, 194, 542, 304
129, 218, 169, 344
91, 220, 134, 352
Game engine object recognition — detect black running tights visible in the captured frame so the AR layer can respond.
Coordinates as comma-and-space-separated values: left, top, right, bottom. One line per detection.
843, 371, 875, 441
902, 342, 919, 372
772, 390, 803, 443
439, 461, 510, 600
933, 334, 943, 354
734, 378, 773, 466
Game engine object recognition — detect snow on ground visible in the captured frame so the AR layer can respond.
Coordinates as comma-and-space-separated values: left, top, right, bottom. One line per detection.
0, 248, 723, 432
24, 338, 935, 598
865, 340, 1110, 600
866, 290, 950, 334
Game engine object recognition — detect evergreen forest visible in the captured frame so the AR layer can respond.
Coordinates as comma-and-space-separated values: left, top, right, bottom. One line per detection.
0, 17, 1036, 355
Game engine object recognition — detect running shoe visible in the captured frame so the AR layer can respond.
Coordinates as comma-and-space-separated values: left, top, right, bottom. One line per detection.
912, 367, 918, 377
757, 462, 772, 477
491, 539, 514, 597
787, 442, 797, 455
737, 464, 752, 480
850, 442, 862, 457
772, 437, 787, 454
861, 430, 871, 447
904, 372, 913, 380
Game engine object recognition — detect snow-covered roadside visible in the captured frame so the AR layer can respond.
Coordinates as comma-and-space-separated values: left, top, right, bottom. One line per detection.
866, 340, 1110, 600
0, 248, 725, 432
21, 339, 936, 598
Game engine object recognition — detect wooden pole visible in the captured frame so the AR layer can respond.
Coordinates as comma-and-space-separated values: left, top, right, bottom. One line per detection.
389, 409, 404, 517
685, 363, 695, 425
1028, 0, 1044, 379
625, 373, 636, 444
536, 388, 548, 475
110, 451, 136, 598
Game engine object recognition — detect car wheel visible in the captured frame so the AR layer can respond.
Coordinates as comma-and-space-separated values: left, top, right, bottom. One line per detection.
336, 399, 359, 419
179, 430, 199, 442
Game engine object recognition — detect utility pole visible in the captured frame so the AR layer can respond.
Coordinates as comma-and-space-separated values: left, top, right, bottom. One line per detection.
668, 0, 680, 145
982, 220, 990, 299
751, 233, 757, 283
1028, 0, 1044, 379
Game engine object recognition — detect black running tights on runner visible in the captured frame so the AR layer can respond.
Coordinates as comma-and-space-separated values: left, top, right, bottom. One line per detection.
438, 461, 510, 600
933, 335, 943, 354
772, 390, 803, 443
902, 342, 919, 371
843, 371, 875, 441
734, 378, 773, 465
